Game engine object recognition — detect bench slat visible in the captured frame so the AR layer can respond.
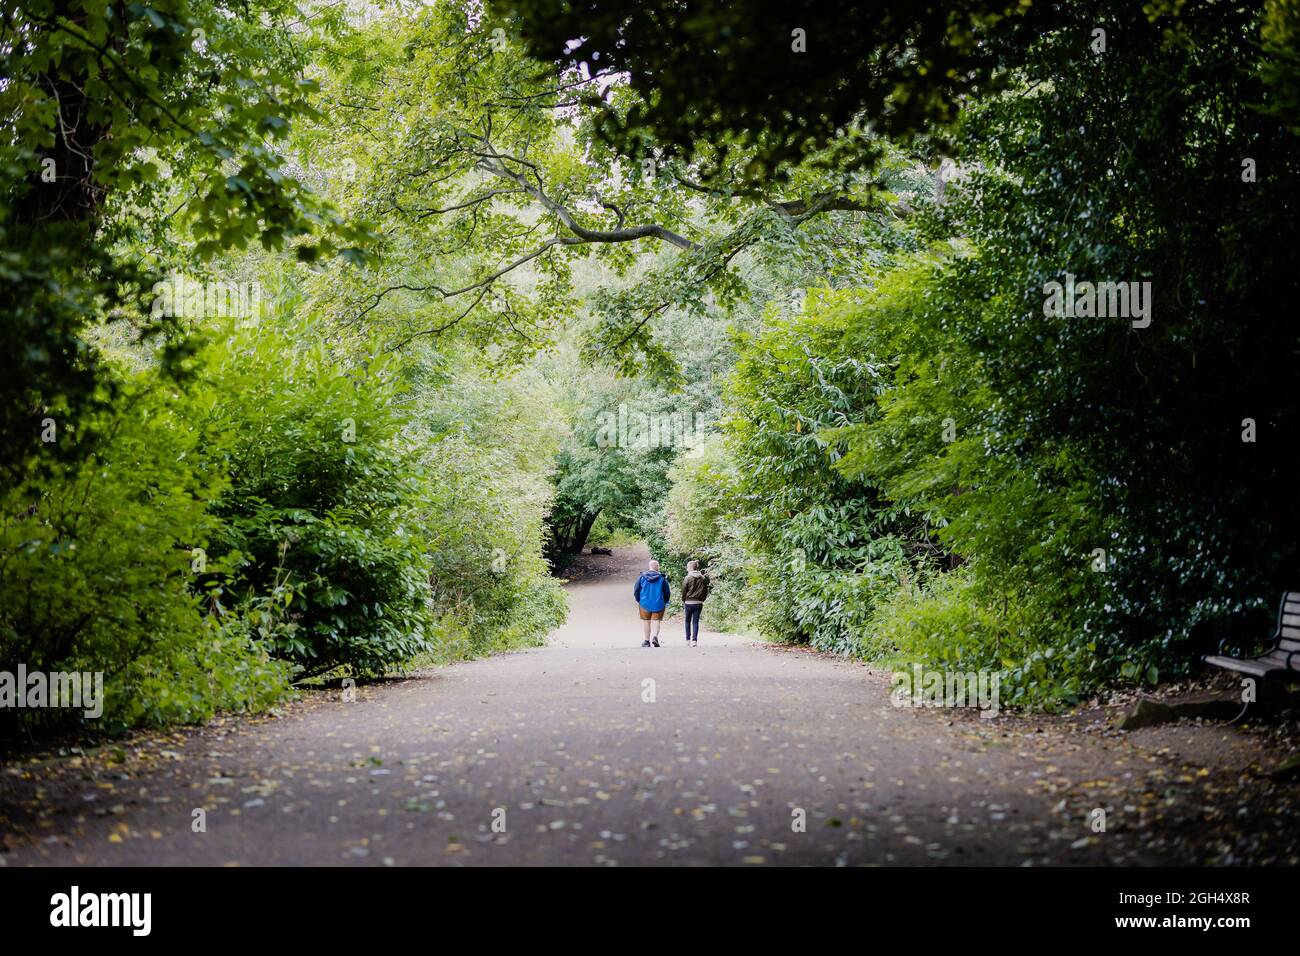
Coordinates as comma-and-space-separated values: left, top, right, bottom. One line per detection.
1204, 656, 1282, 678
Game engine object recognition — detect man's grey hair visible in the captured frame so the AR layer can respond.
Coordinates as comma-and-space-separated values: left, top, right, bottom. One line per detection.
648, 559, 660, 570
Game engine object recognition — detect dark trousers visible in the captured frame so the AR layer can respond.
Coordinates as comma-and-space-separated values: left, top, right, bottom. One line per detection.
684, 603, 703, 641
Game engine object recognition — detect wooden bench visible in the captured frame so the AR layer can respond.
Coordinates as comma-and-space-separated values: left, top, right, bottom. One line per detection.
1203, 590, 1300, 681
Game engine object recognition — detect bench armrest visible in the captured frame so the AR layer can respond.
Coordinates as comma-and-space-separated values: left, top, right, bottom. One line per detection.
1217, 631, 1281, 660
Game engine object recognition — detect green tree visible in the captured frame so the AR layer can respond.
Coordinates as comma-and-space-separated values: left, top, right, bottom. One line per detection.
499, 0, 1049, 181
301, 0, 899, 377
1, 0, 370, 484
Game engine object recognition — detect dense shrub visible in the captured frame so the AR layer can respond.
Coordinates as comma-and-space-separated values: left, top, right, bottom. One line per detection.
651, 3, 1300, 710
1, 310, 574, 740
717, 289, 931, 652
201, 320, 436, 678
825, 257, 1113, 704
0, 367, 292, 736
840, 2, 1299, 703
659, 436, 748, 627
406, 361, 569, 660
868, 569, 1104, 710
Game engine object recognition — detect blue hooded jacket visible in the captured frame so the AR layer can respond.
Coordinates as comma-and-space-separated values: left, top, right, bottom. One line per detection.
634, 571, 670, 613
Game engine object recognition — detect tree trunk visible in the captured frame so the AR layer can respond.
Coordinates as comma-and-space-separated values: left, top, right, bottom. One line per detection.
569, 510, 600, 554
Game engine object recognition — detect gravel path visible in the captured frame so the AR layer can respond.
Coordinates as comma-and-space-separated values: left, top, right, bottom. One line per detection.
2, 546, 1296, 866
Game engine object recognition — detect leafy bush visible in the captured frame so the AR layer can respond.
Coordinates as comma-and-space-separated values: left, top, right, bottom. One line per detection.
689, 2, 1300, 711
869, 569, 1101, 710
0, 367, 292, 736
717, 289, 931, 650
200, 319, 436, 678
0, 306, 576, 741
659, 436, 747, 626
406, 359, 569, 660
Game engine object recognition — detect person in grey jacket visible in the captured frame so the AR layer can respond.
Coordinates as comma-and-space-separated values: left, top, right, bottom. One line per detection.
681, 560, 710, 646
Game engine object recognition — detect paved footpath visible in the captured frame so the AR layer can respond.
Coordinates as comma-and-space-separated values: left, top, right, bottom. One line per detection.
1, 547, 1296, 866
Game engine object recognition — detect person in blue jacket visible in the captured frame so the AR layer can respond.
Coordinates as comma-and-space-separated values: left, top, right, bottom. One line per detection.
634, 559, 670, 647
